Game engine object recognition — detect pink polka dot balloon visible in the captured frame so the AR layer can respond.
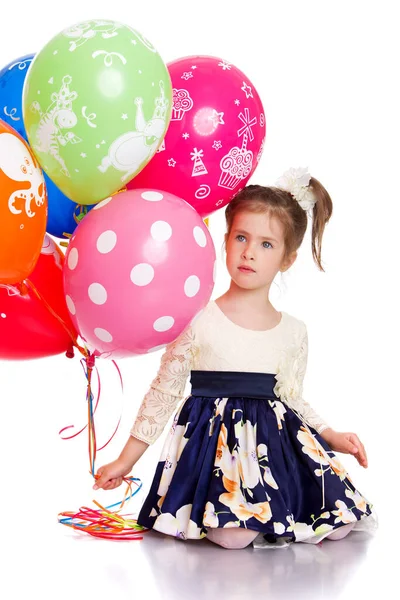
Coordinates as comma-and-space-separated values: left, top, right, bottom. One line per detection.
63, 189, 216, 359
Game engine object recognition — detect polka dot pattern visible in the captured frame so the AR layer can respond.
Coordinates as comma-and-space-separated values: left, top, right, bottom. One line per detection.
88, 283, 107, 305
147, 344, 166, 353
94, 327, 113, 342
97, 230, 117, 254
151, 220, 172, 242
184, 275, 200, 297
63, 189, 216, 359
68, 248, 79, 270
193, 226, 207, 248
66, 295, 76, 315
141, 191, 164, 202
130, 263, 154, 286
153, 316, 174, 332
93, 196, 113, 210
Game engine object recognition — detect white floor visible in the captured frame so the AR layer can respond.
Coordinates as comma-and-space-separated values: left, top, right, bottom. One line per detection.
2, 520, 390, 600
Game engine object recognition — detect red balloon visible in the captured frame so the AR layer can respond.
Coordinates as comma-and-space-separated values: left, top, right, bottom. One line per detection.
0, 235, 76, 360
129, 56, 266, 217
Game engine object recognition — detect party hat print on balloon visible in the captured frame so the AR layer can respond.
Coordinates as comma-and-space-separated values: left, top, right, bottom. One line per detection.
23, 19, 172, 205
191, 148, 208, 177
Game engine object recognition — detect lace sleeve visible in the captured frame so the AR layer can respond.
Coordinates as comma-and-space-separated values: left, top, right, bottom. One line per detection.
274, 326, 330, 435
130, 324, 198, 445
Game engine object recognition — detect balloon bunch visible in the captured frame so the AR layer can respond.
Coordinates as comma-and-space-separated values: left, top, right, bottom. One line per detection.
0, 17, 266, 362
0, 18, 266, 537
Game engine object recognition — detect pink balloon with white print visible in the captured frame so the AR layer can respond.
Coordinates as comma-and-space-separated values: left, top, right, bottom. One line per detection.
129, 55, 266, 217
63, 189, 216, 359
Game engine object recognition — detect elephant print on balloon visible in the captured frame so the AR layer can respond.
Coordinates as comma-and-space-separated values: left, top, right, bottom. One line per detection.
0, 133, 46, 218
97, 81, 169, 182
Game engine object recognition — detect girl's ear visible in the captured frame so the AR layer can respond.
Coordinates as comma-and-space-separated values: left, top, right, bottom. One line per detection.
280, 251, 297, 273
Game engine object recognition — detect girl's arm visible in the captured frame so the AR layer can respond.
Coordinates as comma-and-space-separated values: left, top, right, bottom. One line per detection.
130, 324, 198, 444
275, 326, 331, 435
284, 327, 368, 468
94, 324, 198, 490
93, 436, 149, 490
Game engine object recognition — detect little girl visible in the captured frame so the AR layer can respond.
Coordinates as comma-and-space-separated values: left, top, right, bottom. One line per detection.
94, 168, 377, 549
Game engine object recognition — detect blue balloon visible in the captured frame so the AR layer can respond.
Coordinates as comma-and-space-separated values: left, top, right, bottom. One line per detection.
0, 53, 33, 138
0, 53, 94, 239
44, 173, 95, 238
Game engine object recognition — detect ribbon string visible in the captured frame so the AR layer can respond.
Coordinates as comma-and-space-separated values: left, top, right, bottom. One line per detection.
18, 251, 145, 538
59, 477, 147, 539
59, 353, 146, 538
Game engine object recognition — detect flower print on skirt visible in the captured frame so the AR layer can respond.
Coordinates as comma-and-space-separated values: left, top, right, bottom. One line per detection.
137, 371, 378, 546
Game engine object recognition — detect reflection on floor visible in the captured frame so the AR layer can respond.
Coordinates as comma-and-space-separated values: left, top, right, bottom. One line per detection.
3, 524, 387, 600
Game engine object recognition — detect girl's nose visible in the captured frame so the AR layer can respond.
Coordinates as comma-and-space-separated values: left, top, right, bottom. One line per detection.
242, 245, 255, 260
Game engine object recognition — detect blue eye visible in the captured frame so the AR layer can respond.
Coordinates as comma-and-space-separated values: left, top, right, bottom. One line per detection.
263, 241, 273, 249
235, 234, 246, 242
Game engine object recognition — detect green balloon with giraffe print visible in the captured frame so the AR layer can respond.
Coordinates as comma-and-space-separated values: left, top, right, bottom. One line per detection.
23, 19, 172, 205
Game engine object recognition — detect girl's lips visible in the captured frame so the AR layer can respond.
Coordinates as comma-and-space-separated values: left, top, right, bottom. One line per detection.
238, 266, 255, 273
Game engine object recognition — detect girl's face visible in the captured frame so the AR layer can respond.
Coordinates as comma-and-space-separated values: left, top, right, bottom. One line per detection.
225, 210, 296, 292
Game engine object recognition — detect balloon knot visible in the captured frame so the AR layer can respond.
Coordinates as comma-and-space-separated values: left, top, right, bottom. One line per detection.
19, 281, 29, 296
86, 354, 95, 369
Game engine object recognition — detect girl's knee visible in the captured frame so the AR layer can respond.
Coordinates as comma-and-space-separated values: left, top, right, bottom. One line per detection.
326, 522, 355, 541
207, 527, 258, 549
218, 537, 251, 550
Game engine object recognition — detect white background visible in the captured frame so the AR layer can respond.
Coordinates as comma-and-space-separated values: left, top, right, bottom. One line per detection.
0, 1, 398, 598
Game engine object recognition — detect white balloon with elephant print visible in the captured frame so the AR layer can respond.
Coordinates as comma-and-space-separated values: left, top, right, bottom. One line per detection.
63, 189, 216, 359
23, 19, 173, 205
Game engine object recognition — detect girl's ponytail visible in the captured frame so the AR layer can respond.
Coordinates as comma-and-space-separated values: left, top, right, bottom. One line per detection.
309, 177, 333, 271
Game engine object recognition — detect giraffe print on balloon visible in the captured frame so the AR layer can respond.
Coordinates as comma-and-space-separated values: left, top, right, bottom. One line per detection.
30, 75, 82, 178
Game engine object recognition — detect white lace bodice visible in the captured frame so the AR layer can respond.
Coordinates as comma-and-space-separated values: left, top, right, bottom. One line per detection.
131, 301, 330, 444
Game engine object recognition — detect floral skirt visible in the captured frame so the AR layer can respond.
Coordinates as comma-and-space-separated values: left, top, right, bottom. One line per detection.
137, 371, 378, 547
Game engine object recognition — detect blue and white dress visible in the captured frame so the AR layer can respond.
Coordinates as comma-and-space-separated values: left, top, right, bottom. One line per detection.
131, 301, 378, 547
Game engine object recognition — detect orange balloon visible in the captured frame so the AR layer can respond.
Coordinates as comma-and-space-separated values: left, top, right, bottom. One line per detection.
0, 119, 47, 284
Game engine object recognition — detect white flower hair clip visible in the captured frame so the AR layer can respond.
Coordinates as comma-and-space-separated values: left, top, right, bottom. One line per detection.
275, 167, 317, 213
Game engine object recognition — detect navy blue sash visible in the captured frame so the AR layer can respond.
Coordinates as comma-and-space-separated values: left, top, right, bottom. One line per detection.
190, 370, 278, 400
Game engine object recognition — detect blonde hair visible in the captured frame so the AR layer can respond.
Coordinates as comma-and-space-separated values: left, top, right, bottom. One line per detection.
225, 178, 333, 271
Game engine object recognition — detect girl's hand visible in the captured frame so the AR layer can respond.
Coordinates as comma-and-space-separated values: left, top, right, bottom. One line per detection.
93, 459, 132, 491
322, 429, 368, 468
